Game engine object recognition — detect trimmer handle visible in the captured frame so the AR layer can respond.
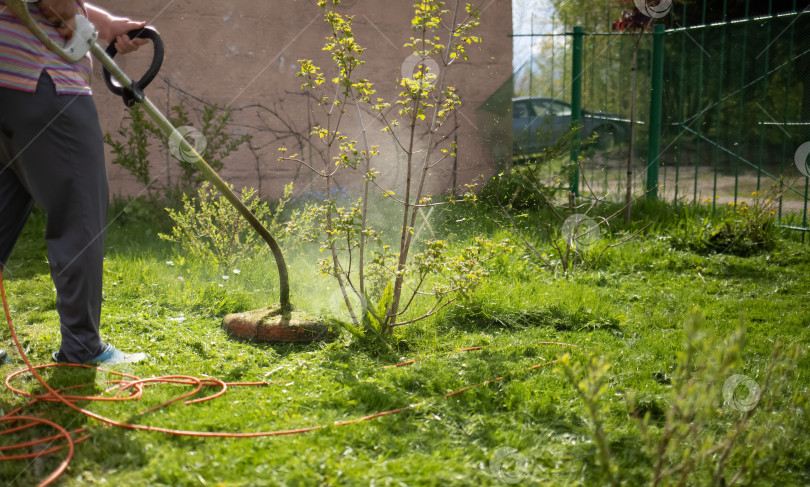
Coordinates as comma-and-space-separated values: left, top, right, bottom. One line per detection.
102, 26, 164, 107
61, 14, 98, 61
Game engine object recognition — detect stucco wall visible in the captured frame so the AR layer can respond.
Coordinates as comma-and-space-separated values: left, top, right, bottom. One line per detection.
90, 0, 513, 200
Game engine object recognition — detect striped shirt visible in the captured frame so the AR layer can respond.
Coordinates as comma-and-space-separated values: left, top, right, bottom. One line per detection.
0, 1, 92, 95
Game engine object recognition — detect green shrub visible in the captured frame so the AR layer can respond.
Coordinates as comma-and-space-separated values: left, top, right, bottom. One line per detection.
104, 102, 251, 199
559, 308, 809, 486
633, 309, 807, 486
479, 167, 556, 211
158, 182, 292, 270
103, 105, 152, 190
556, 352, 618, 486
671, 189, 781, 257
481, 128, 576, 211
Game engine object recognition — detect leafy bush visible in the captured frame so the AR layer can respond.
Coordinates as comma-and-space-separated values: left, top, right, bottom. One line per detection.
161, 103, 252, 193
103, 105, 152, 190
159, 182, 292, 270
104, 102, 251, 199
556, 352, 618, 486
671, 189, 781, 256
479, 167, 558, 211
636, 309, 807, 486
559, 308, 809, 486
482, 125, 650, 272
481, 128, 576, 211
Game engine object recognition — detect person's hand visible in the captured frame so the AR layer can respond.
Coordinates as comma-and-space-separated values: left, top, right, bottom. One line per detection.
39, 2, 149, 54
36, 0, 78, 39
96, 16, 149, 54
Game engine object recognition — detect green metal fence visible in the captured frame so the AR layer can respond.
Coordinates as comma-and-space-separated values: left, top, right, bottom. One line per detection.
512, 2, 810, 233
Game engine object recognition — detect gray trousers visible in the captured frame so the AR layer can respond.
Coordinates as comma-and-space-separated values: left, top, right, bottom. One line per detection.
0, 71, 107, 363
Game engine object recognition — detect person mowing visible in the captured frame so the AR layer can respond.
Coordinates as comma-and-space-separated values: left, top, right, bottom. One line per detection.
0, 0, 148, 365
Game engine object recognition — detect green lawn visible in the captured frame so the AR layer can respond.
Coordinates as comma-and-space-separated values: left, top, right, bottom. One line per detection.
1, 200, 808, 486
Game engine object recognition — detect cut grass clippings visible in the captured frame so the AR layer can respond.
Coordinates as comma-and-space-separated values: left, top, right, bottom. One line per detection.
0, 201, 808, 486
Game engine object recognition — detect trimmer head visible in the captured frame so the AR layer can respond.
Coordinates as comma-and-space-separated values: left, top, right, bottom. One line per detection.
222, 307, 339, 343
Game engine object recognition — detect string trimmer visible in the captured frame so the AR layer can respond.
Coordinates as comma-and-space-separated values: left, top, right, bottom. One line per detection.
5, 1, 336, 343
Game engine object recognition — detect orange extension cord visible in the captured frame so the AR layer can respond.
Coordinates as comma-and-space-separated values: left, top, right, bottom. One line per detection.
0, 268, 584, 486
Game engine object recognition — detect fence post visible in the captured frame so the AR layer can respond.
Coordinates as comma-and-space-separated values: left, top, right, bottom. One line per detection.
569, 26, 583, 196
647, 24, 665, 200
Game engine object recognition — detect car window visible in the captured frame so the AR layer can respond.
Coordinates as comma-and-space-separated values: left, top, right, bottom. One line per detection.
513, 102, 531, 119
548, 101, 572, 116
531, 99, 550, 116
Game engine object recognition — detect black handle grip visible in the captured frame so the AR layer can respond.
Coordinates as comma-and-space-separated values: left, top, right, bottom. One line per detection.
102, 26, 164, 107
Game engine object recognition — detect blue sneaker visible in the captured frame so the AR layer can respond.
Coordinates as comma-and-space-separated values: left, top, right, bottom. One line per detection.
87, 343, 146, 365
52, 343, 146, 365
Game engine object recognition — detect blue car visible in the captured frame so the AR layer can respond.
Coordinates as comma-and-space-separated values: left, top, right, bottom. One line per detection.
513, 97, 631, 153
